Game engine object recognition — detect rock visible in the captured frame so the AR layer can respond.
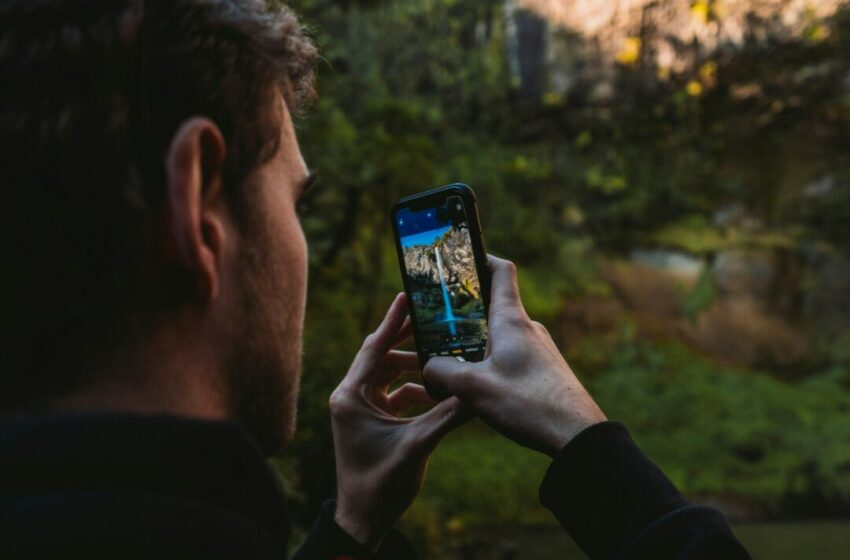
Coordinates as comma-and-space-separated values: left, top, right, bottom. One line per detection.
560, 295, 627, 348
804, 175, 836, 199
630, 249, 705, 281
713, 250, 775, 304
598, 258, 693, 318
713, 204, 762, 231
681, 297, 810, 367
402, 226, 482, 309
588, 252, 812, 368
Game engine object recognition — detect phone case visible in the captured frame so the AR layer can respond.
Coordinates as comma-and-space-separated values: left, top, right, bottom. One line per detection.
391, 183, 491, 399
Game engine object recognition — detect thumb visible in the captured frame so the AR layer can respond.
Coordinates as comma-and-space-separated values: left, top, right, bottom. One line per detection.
422, 356, 472, 397
487, 255, 526, 318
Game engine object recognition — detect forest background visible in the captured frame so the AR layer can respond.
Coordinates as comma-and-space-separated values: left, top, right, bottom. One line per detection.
269, 1, 850, 557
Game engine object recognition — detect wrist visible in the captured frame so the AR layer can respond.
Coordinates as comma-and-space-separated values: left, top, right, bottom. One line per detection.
543, 410, 607, 458
333, 503, 386, 552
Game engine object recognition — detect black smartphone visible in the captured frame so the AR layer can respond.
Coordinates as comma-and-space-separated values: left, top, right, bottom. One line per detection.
391, 183, 490, 399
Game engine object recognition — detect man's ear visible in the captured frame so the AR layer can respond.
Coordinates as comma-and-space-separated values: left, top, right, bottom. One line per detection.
164, 117, 228, 302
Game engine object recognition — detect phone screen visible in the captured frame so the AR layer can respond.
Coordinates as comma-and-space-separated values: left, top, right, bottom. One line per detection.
396, 197, 488, 360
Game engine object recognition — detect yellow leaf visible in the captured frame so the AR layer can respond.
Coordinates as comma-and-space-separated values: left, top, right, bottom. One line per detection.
543, 92, 562, 106
809, 24, 830, 42
691, 1, 710, 23
700, 61, 717, 81
564, 205, 584, 226
617, 37, 641, 65
512, 155, 528, 172
446, 517, 465, 534
686, 80, 704, 97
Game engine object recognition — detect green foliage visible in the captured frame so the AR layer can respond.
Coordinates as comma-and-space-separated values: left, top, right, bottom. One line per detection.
649, 215, 800, 254
276, 0, 850, 541
401, 336, 850, 554
386, 333, 850, 559
401, 421, 554, 553
575, 335, 850, 504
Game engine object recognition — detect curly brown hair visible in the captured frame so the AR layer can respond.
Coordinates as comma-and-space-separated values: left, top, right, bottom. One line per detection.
0, 0, 317, 406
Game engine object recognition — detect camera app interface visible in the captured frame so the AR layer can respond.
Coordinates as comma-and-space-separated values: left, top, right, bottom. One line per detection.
397, 197, 488, 360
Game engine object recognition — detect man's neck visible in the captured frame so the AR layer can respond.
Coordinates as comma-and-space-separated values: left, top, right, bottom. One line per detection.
49, 326, 229, 422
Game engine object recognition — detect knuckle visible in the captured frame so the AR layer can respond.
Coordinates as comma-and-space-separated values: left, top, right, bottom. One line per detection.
397, 382, 417, 394
328, 389, 352, 414
328, 390, 341, 410
362, 332, 378, 349
506, 313, 532, 331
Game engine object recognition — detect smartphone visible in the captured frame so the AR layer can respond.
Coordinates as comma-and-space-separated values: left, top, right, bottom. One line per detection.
391, 183, 490, 399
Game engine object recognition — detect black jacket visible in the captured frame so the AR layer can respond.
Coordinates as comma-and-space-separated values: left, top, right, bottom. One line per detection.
0, 414, 749, 559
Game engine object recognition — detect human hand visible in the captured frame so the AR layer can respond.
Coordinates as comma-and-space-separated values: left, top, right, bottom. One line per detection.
330, 292, 470, 550
423, 255, 606, 458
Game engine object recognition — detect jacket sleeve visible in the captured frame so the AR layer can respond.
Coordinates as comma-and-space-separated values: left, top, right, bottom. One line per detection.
292, 500, 419, 560
539, 421, 752, 559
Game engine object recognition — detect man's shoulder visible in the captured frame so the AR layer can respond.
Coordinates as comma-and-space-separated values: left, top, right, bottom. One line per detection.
1, 488, 284, 559
0, 413, 292, 559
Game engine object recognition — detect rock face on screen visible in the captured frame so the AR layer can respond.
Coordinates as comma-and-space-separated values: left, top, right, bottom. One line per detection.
403, 226, 481, 309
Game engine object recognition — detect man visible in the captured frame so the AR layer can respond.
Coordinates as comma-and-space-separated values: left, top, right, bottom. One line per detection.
0, 1, 750, 558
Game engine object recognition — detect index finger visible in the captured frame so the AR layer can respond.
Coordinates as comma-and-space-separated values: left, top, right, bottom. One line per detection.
390, 315, 413, 349
347, 292, 410, 384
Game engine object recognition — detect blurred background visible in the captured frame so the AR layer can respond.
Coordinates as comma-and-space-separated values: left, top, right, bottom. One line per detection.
272, 1, 850, 558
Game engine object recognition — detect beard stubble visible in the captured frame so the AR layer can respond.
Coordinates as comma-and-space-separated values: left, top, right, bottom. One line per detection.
223, 211, 303, 458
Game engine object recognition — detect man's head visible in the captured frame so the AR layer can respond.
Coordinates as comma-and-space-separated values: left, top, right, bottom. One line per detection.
0, 0, 317, 455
